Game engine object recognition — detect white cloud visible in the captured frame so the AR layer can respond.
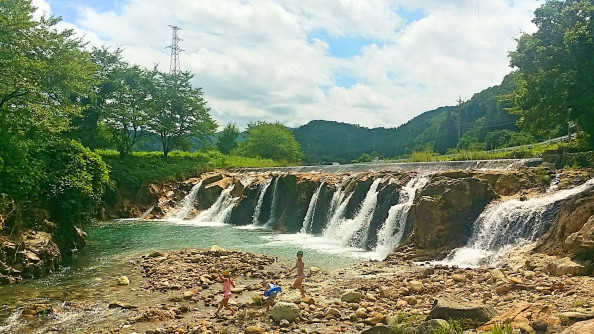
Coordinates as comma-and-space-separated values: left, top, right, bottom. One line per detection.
42, 0, 543, 130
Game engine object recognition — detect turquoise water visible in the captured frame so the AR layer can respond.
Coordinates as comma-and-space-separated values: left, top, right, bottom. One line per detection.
87, 220, 362, 267
0, 220, 362, 323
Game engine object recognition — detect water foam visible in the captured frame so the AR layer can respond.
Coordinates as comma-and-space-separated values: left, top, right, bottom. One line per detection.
323, 178, 382, 248
439, 178, 594, 267
372, 176, 429, 260
190, 185, 238, 224
174, 181, 203, 220
265, 177, 280, 227
252, 179, 272, 225
301, 182, 324, 233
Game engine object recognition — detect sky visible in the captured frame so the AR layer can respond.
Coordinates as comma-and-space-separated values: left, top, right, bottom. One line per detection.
32, 0, 545, 130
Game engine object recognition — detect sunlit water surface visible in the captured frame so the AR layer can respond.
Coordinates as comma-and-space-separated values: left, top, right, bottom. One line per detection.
0, 219, 361, 323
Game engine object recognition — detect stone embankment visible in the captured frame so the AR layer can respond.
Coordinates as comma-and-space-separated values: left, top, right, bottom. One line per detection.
17, 247, 594, 333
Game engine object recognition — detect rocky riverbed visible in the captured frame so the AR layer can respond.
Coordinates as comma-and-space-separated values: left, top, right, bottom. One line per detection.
6, 246, 594, 334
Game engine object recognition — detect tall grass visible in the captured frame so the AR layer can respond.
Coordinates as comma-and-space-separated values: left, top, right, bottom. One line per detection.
97, 149, 294, 189
403, 141, 569, 163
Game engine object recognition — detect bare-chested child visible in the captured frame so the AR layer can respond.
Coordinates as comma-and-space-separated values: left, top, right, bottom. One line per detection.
287, 250, 306, 298
214, 269, 235, 317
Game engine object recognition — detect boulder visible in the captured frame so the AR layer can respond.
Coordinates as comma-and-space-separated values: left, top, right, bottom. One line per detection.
428, 295, 497, 322
416, 319, 449, 334
535, 189, 594, 256
341, 289, 362, 303
108, 301, 137, 309
407, 280, 424, 292
559, 311, 594, 322
245, 326, 265, 334
451, 274, 466, 282
561, 318, 594, 334
361, 326, 392, 334
210, 245, 226, 252
545, 257, 590, 276
565, 216, 594, 254
22, 303, 53, 317
490, 268, 506, 281
494, 174, 522, 196
117, 275, 130, 286
404, 177, 497, 259
271, 302, 300, 323
477, 303, 560, 332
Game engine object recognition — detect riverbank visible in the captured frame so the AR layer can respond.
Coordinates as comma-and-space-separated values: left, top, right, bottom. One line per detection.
3, 246, 593, 334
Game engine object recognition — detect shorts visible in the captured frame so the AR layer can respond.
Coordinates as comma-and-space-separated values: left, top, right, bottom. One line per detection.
267, 292, 278, 303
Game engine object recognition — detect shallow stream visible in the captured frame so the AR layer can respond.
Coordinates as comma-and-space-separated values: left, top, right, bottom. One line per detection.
0, 219, 362, 328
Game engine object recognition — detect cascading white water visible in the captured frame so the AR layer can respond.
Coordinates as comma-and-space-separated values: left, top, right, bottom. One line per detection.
372, 176, 429, 259
191, 185, 238, 224
265, 177, 280, 226
323, 178, 382, 247
301, 182, 325, 233
174, 181, 203, 220
252, 179, 272, 225
441, 178, 594, 267
140, 205, 155, 220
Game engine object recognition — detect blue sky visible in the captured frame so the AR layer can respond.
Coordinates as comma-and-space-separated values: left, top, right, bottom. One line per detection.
37, 0, 542, 130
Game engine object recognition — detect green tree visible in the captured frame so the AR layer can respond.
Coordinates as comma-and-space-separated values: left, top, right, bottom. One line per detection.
0, 0, 97, 134
0, 0, 98, 199
68, 46, 126, 149
148, 71, 217, 158
103, 65, 153, 157
0, 0, 109, 240
508, 0, 594, 147
234, 122, 303, 161
355, 153, 373, 163
216, 123, 240, 154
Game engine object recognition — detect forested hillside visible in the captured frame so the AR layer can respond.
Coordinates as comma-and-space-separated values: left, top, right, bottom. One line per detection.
293, 74, 559, 164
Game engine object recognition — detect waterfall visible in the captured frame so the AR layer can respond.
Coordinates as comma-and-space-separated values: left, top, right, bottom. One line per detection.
140, 205, 155, 220
301, 182, 325, 233
442, 178, 594, 267
252, 179, 272, 225
373, 176, 429, 259
265, 177, 280, 226
174, 181, 203, 220
191, 185, 238, 224
323, 178, 382, 247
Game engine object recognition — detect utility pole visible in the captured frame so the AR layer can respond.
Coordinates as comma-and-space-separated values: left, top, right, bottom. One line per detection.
456, 96, 464, 140
167, 25, 184, 75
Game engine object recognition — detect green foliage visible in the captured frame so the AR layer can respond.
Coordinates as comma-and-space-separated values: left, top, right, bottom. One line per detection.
508, 0, 594, 147
355, 153, 373, 163
388, 312, 415, 334
216, 123, 240, 154
488, 322, 513, 334
41, 140, 110, 225
0, 0, 97, 134
0, 1, 108, 232
432, 319, 464, 334
234, 122, 303, 161
410, 150, 440, 162
148, 71, 217, 158
98, 150, 291, 190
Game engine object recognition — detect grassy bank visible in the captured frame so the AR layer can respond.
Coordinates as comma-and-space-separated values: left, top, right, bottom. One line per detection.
401, 140, 592, 165
97, 150, 294, 189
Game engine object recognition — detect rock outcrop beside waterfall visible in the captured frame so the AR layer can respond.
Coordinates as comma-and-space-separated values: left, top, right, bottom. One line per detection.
535, 187, 594, 258
404, 176, 497, 259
